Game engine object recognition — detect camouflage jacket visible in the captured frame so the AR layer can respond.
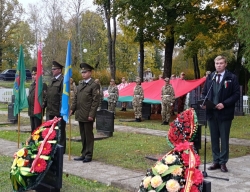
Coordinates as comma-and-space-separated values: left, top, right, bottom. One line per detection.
132, 85, 144, 104
107, 85, 119, 102
161, 84, 175, 104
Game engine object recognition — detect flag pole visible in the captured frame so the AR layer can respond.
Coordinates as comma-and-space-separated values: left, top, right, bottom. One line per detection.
68, 83, 71, 160
17, 113, 20, 148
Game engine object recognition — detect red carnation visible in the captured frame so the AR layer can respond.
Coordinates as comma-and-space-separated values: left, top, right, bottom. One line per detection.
38, 142, 52, 155
181, 153, 189, 167
175, 141, 190, 152
184, 168, 203, 185
33, 158, 47, 173
194, 154, 201, 167
42, 128, 56, 140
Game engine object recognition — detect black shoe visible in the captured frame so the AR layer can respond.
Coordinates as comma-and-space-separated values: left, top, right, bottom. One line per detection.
83, 158, 92, 163
161, 121, 166, 125
74, 156, 85, 161
220, 164, 228, 172
137, 118, 141, 122
124, 108, 126, 111
208, 163, 220, 170
120, 108, 124, 111
161, 121, 168, 125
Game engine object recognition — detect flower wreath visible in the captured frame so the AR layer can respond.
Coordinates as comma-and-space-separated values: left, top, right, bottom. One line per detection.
139, 108, 203, 192
10, 117, 61, 192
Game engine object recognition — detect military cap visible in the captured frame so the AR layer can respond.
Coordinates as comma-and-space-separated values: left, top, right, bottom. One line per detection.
52, 60, 64, 69
31, 66, 37, 75
80, 63, 94, 72
164, 77, 170, 82
135, 77, 141, 82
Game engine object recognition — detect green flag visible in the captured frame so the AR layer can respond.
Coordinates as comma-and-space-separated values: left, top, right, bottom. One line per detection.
13, 45, 28, 116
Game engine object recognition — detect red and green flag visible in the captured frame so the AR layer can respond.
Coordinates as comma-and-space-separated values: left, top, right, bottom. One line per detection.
13, 45, 28, 116
34, 42, 43, 118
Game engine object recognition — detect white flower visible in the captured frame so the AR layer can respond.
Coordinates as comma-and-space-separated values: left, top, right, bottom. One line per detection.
172, 167, 183, 176
166, 179, 181, 192
151, 175, 163, 188
154, 163, 169, 174
165, 154, 176, 164
143, 176, 152, 188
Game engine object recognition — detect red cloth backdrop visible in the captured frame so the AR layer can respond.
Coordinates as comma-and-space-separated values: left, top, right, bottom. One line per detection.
116, 78, 206, 101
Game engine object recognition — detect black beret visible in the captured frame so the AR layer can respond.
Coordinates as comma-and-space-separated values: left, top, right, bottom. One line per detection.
52, 60, 64, 69
31, 66, 37, 74
80, 63, 94, 71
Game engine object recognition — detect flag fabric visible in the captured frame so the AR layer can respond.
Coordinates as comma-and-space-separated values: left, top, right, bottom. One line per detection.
34, 41, 43, 118
60, 41, 72, 122
13, 45, 28, 116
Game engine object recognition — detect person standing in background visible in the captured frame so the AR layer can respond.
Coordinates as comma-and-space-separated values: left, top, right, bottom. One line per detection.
94, 79, 103, 111
177, 72, 186, 114
44, 61, 66, 153
120, 77, 128, 111
161, 77, 175, 125
132, 77, 144, 122
70, 63, 100, 163
28, 67, 47, 133
202, 55, 240, 172
70, 78, 77, 104
107, 79, 119, 115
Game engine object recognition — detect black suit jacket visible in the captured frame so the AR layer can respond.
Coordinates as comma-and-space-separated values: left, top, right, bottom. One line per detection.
201, 70, 240, 121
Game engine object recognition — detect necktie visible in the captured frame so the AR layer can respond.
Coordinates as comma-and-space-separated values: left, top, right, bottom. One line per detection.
217, 74, 221, 84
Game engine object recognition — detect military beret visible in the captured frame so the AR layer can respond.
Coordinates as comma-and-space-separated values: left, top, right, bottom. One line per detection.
52, 60, 64, 69
31, 66, 37, 75
80, 63, 94, 72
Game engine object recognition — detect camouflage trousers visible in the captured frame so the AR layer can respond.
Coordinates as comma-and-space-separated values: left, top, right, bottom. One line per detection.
108, 102, 116, 114
161, 102, 171, 122
133, 103, 142, 118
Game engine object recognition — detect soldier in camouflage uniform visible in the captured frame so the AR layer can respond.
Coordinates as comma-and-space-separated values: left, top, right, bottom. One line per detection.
107, 79, 119, 115
132, 77, 144, 122
95, 79, 103, 111
161, 77, 175, 125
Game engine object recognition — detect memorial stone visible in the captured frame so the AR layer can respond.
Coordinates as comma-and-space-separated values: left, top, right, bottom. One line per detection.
96, 109, 114, 137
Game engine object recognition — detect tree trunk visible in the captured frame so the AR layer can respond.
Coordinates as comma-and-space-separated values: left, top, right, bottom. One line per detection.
163, 36, 174, 78
111, 16, 116, 79
193, 53, 200, 79
139, 42, 144, 82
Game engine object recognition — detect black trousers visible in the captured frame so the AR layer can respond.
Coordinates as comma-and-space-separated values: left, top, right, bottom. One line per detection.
208, 112, 232, 165
49, 115, 66, 154
79, 121, 94, 159
30, 116, 42, 133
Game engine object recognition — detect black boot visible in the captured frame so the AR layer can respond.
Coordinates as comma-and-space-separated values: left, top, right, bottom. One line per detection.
137, 118, 141, 122
124, 108, 126, 111
120, 108, 124, 111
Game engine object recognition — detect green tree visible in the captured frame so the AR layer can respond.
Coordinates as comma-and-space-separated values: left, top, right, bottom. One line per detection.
0, 0, 23, 70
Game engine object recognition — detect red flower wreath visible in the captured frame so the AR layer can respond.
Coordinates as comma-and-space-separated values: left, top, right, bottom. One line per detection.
38, 142, 52, 155
42, 128, 56, 140
33, 158, 47, 173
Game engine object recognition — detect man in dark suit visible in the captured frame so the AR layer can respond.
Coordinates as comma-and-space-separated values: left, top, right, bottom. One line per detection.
70, 63, 100, 163
44, 61, 66, 153
202, 55, 240, 172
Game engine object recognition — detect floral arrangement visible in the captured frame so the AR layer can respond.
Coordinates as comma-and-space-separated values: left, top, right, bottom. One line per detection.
139, 108, 203, 192
167, 108, 198, 149
10, 117, 61, 192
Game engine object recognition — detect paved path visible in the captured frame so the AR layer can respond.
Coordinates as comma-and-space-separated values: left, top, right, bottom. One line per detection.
1, 111, 250, 191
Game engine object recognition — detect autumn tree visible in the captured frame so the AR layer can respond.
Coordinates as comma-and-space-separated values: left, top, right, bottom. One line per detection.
0, 0, 23, 70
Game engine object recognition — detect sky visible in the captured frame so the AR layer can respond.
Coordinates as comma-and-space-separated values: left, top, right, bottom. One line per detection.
18, 0, 97, 12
